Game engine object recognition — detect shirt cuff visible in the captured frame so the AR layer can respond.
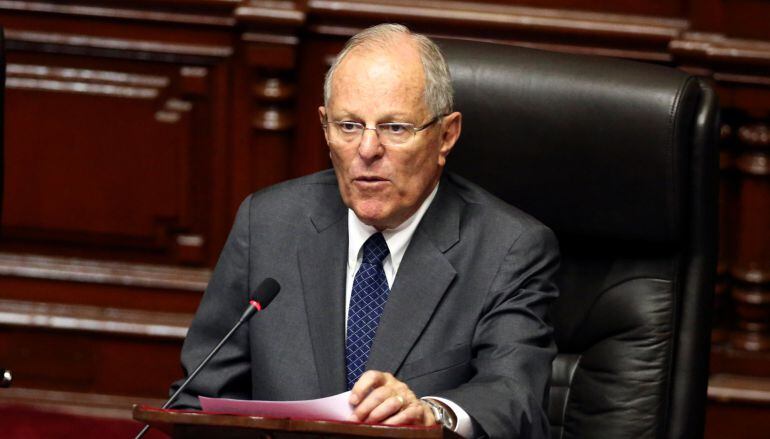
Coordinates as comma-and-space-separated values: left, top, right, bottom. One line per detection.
424, 396, 476, 438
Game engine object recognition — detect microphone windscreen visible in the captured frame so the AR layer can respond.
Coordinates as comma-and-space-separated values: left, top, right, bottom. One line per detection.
253, 278, 281, 309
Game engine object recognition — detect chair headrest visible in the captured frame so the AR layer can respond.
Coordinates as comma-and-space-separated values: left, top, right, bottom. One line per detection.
441, 39, 701, 244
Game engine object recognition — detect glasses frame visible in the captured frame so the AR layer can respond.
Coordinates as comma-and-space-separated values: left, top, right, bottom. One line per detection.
322, 115, 444, 147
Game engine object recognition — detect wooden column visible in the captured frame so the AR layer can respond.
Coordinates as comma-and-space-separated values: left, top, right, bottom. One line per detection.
230, 2, 305, 214
731, 122, 770, 352
713, 121, 738, 344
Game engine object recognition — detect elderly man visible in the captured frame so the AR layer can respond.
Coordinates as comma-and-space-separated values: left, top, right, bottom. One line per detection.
171, 24, 559, 438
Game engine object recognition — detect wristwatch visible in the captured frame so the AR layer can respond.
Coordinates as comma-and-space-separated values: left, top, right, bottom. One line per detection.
422, 398, 456, 430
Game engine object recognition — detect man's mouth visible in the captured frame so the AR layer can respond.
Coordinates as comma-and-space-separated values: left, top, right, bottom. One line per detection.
355, 176, 387, 182
353, 176, 389, 189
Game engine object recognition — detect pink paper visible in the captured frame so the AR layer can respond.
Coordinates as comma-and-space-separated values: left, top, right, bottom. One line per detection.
199, 391, 354, 422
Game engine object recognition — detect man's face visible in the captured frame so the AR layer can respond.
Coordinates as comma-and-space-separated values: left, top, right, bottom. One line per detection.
320, 40, 461, 230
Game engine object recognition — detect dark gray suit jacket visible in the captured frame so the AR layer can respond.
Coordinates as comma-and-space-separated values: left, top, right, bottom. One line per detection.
171, 169, 559, 439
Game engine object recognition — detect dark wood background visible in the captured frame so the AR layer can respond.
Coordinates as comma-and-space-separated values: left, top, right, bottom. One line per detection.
0, 0, 768, 435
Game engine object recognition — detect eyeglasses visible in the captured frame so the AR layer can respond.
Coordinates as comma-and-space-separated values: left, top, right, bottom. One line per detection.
322, 116, 443, 147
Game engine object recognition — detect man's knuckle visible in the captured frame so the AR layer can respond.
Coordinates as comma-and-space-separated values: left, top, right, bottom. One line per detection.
372, 386, 391, 400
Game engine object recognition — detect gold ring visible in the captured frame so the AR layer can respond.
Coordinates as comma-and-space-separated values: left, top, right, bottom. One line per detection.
396, 395, 405, 407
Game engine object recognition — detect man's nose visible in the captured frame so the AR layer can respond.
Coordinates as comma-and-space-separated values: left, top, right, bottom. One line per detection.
358, 128, 384, 160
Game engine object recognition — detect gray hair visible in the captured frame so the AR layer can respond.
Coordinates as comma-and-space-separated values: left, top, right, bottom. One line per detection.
323, 23, 454, 117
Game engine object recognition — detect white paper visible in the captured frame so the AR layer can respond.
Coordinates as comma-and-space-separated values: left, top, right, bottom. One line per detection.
199, 391, 354, 422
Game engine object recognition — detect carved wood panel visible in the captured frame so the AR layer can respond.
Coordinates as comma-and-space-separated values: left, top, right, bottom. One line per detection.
0, 24, 233, 265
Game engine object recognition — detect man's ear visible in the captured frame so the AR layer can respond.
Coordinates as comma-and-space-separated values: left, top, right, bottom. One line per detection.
438, 111, 462, 167
319, 106, 330, 144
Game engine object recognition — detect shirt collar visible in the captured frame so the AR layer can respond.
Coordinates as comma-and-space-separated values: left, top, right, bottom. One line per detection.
347, 183, 440, 274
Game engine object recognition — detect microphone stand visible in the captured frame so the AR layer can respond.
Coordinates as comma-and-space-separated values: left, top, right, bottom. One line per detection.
134, 301, 262, 439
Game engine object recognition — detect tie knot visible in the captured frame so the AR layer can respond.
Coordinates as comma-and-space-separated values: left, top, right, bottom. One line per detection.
362, 233, 389, 265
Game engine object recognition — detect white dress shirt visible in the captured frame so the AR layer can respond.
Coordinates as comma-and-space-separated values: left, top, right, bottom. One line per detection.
344, 183, 475, 438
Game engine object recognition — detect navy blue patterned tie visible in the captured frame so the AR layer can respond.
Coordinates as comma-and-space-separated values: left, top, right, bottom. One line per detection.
345, 232, 390, 390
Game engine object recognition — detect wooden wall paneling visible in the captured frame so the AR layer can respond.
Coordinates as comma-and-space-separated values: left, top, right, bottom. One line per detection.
0, 22, 234, 265
720, 0, 770, 41
192, 62, 233, 266
241, 35, 297, 194
0, 387, 166, 419
166, 65, 213, 266
437, 0, 690, 17
0, 324, 187, 397
0, 1, 237, 408
0, 296, 191, 398
713, 118, 739, 345
0, 1, 237, 47
4, 61, 176, 243
687, 0, 725, 33
672, 30, 770, 404
293, 37, 340, 177
0, 252, 207, 399
230, 3, 304, 212
0, 252, 208, 313
306, 0, 686, 63
730, 121, 770, 352
706, 374, 770, 438
2, 60, 198, 260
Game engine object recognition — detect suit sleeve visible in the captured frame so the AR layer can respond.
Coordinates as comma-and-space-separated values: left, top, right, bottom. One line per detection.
433, 224, 560, 438
168, 196, 254, 409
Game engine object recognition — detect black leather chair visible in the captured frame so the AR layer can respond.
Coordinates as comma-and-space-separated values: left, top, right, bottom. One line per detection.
441, 39, 718, 439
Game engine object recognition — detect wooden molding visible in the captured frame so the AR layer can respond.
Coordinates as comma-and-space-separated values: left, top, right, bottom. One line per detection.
671, 32, 770, 69
0, 253, 210, 291
6, 64, 170, 88
6, 63, 169, 99
738, 124, 770, 149
235, 1, 305, 28
0, 298, 192, 338
0, 387, 166, 419
6, 77, 158, 99
735, 151, 770, 176
242, 32, 300, 46
252, 107, 294, 131
0, 0, 236, 26
5, 29, 233, 61
307, 0, 687, 42
709, 374, 770, 405
253, 77, 296, 102
179, 66, 210, 96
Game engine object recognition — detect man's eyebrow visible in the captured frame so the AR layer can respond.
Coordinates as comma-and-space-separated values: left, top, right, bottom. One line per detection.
329, 110, 359, 120
379, 113, 411, 122
329, 111, 415, 122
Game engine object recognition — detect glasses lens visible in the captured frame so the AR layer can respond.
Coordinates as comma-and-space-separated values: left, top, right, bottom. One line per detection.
378, 123, 413, 145
333, 122, 363, 143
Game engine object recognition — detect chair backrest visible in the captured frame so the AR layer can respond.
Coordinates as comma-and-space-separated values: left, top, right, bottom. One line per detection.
440, 38, 719, 439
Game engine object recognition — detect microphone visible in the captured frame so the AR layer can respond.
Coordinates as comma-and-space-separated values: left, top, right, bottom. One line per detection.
134, 278, 281, 439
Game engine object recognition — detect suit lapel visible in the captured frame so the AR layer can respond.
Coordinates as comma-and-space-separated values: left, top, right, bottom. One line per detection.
299, 184, 348, 396
366, 181, 463, 375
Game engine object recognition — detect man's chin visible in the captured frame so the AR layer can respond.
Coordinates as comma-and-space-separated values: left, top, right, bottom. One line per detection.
350, 204, 393, 230
356, 214, 389, 230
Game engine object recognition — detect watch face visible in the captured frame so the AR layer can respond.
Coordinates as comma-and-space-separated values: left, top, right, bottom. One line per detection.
424, 399, 453, 429
435, 406, 450, 428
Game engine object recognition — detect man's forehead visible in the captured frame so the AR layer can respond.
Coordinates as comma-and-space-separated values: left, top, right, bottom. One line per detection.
329, 43, 426, 114
335, 44, 422, 81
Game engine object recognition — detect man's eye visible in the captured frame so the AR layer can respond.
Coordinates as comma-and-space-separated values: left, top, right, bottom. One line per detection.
384, 124, 408, 134
339, 122, 361, 133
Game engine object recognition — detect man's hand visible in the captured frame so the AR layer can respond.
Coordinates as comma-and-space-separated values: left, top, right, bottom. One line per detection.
348, 370, 436, 426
